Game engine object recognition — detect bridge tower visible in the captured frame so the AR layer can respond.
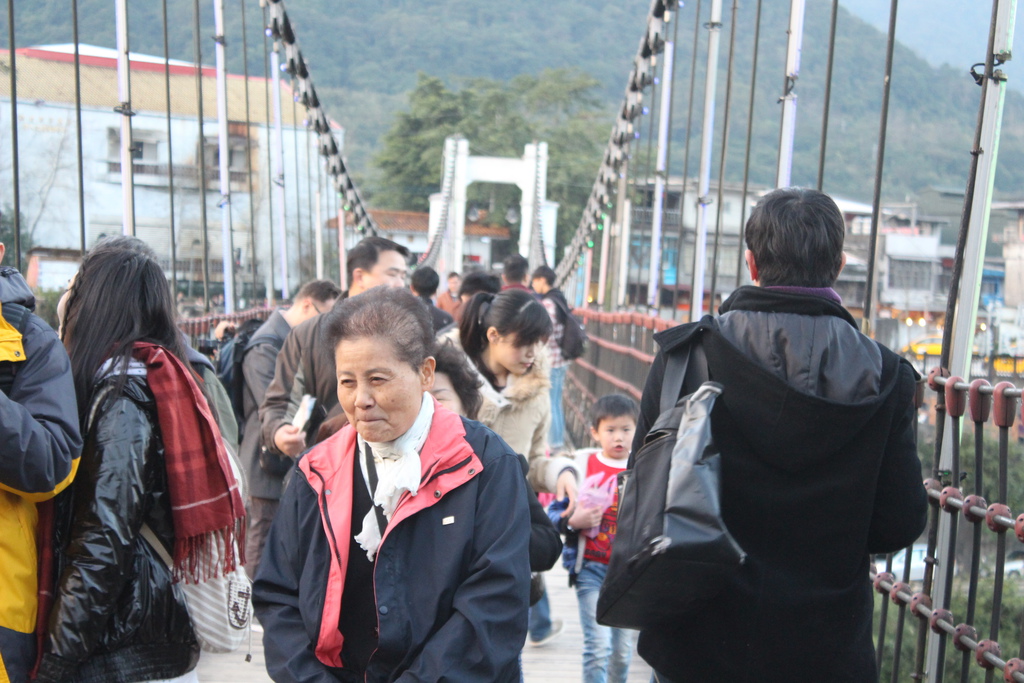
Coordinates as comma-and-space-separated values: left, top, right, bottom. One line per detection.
427, 136, 558, 272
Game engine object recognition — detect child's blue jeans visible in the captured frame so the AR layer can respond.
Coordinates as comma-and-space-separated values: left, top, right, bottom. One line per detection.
576, 560, 637, 683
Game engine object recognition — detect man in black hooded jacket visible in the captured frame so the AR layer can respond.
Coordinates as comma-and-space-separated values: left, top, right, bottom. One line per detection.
631, 188, 928, 682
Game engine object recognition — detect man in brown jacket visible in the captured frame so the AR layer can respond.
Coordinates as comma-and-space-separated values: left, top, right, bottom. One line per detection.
259, 237, 410, 460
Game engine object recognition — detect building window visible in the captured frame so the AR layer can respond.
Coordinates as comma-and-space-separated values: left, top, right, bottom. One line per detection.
108, 128, 161, 162
888, 259, 933, 290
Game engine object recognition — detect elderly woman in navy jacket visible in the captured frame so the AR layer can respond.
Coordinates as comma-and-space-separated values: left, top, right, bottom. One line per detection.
253, 286, 531, 682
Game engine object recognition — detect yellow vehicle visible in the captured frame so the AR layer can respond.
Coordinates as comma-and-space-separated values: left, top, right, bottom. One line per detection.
902, 337, 943, 356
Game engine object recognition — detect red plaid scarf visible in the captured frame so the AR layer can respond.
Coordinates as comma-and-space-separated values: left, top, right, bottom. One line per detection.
132, 342, 246, 582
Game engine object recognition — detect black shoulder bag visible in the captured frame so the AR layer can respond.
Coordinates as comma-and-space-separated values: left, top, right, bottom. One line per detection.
596, 332, 746, 630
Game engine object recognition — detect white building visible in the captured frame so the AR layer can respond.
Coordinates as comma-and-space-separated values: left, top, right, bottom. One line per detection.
0, 44, 331, 302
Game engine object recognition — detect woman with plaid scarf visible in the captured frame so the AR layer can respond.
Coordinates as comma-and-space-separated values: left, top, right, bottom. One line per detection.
36, 237, 246, 683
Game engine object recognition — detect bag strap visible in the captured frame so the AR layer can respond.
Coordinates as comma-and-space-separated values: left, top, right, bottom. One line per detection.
363, 444, 390, 537
658, 334, 709, 414
140, 523, 174, 570
547, 292, 572, 326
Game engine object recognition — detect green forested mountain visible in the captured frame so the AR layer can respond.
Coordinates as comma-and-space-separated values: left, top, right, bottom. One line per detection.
2, 0, 1022, 212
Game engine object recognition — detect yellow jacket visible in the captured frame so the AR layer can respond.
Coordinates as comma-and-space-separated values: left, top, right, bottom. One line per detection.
0, 277, 82, 683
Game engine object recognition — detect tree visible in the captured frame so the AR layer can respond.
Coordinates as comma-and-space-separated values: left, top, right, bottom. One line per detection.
373, 69, 608, 255
0, 205, 33, 272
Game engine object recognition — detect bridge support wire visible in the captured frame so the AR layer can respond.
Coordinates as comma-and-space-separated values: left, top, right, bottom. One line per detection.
419, 135, 459, 269
213, 0, 235, 313
708, 0, 740, 314
733, 0, 763, 291
265, 0, 380, 296
688, 0, 722, 323
239, 0, 259, 300
554, 0, 679, 291
862, 0, 900, 338
115, 0, 136, 236
191, 0, 210, 310
160, 0, 178, 293
670, 0, 704, 319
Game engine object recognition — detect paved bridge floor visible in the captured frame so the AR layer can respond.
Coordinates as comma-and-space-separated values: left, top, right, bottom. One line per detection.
197, 562, 653, 682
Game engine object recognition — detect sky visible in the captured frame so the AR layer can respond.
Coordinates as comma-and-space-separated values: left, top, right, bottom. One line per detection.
846, 1, 1021, 89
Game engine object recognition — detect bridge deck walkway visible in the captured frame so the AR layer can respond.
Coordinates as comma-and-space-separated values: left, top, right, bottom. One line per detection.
196, 562, 653, 682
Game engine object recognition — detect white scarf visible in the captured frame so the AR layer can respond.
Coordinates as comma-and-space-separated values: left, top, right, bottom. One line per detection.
353, 393, 434, 561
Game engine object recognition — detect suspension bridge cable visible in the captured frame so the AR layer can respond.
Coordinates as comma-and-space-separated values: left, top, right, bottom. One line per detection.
161, 0, 178, 294
528, 141, 547, 270
291, 94, 302, 276
114, 0, 136, 236
816, 0, 839, 191
305, 125, 315, 277
192, 0, 211, 310
734, 0, 763, 287
654, 9, 682, 316
239, 0, 258, 300
554, 1, 677, 290
7, 0, 20, 270
419, 136, 458, 269
71, 0, 85, 255
708, 0, 740, 310
266, 0, 379, 237
670, 0, 704, 319
625, 56, 660, 307
213, 0, 234, 313
689, 0, 724, 322
862, 0, 899, 336
634, 60, 660, 306
315, 135, 324, 278
262, 4, 275, 300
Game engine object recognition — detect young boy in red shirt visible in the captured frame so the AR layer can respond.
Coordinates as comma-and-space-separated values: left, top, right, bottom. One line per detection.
548, 394, 638, 683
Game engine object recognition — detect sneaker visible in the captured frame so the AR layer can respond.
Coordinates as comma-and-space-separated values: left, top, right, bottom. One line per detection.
528, 619, 564, 647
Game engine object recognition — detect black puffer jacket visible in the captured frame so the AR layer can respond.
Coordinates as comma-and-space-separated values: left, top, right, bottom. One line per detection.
36, 372, 199, 683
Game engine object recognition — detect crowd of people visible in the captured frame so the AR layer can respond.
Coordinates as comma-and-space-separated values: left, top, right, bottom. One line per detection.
0, 188, 927, 683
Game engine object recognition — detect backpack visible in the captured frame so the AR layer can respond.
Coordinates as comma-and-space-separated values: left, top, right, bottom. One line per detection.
0, 302, 31, 396
216, 318, 274, 431
596, 328, 746, 630
546, 292, 588, 361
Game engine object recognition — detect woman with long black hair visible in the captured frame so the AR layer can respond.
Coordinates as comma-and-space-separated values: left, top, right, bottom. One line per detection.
37, 237, 246, 683
457, 288, 577, 504
457, 288, 578, 646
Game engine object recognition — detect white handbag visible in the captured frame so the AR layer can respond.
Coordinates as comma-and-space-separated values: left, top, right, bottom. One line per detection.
140, 523, 253, 653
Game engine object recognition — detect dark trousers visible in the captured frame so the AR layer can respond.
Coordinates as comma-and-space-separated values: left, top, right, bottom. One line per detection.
245, 496, 280, 581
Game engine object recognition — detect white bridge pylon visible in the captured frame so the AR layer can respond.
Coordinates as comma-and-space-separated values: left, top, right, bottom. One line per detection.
428, 136, 559, 271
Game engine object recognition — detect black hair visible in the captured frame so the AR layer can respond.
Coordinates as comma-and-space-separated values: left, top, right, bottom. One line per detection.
295, 279, 342, 304
458, 270, 501, 299
321, 286, 433, 371
531, 265, 556, 287
62, 236, 197, 418
345, 236, 411, 283
235, 317, 264, 339
744, 188, 845, 288
459, 288, 552, 386
591, 394, 639, 430
447, 272, 460, 280
502, 254, 529, 284
410, 266, 440, 298
432, 338, 484, 420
